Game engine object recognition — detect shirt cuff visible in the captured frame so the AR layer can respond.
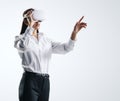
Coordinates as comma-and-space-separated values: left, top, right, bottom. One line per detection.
69, 38, 76, 44
68, 38, 76, 48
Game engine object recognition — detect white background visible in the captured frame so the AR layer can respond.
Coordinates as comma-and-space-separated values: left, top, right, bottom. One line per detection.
0, 0, 120, 101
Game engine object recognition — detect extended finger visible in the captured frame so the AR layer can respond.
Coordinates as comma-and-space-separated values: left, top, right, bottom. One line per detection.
79, 16, 84, 23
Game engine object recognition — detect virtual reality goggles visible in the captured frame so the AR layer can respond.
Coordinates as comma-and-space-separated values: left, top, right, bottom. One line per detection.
24, 9, 45, 22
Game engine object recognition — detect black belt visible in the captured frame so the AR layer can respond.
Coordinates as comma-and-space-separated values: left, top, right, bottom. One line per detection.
24, 71, 49, 78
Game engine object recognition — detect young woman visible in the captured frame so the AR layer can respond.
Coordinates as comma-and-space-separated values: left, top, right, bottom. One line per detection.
14, 8, 87, 101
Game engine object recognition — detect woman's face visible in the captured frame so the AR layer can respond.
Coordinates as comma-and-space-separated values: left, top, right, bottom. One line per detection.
24, 9, 42, 30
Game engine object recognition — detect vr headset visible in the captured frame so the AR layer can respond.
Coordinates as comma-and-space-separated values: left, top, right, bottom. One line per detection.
24, 9, 45, 22
32, 10, 45, 22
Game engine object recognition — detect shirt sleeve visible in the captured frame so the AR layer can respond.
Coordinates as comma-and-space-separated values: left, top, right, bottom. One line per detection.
14, 27, 33, 52
51, 38, 76, 54
14, 35, 29, 52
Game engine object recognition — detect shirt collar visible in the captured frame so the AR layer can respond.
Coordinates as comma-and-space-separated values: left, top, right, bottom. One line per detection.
31, 32, 44, 43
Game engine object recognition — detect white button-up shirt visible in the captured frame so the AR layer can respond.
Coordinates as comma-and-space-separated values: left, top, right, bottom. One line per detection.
14, 27, 76, 74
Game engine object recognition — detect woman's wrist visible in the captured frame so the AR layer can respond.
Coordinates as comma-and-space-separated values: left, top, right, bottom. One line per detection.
70, 31, 77, 40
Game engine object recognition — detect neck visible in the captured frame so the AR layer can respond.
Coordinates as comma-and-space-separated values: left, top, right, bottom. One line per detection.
32, 29, 38, 39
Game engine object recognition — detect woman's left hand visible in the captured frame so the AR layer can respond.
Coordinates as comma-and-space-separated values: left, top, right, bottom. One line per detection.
73, 16, 87, 34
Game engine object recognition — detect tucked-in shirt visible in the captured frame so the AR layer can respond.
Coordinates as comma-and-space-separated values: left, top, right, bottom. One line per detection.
14, 27, 76, 74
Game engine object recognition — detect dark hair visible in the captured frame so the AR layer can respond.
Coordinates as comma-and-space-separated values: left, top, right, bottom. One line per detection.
20, 8, 34, 35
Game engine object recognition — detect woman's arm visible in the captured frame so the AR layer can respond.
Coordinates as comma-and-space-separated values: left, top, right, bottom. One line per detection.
51, 38, 76, 54
14, 27, 34, 52
51, 16, 87, 54
14, 34, 29, 52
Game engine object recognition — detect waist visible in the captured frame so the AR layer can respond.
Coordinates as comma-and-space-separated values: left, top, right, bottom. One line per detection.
22, 65, 49, 74
24, 71, 49, 78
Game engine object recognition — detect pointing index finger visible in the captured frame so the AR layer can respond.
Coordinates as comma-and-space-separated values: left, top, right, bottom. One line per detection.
79, 16, 84, 23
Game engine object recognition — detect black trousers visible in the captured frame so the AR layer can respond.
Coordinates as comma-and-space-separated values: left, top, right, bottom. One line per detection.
19, 71, 50, 101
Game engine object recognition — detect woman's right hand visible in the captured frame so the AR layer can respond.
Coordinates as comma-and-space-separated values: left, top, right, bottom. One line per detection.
24, 10, 36, 28
27, 16, 35, 28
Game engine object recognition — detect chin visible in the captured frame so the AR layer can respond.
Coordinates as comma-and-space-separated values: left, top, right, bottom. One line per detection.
37, 25, 40, 29
37, 27, 40, 29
